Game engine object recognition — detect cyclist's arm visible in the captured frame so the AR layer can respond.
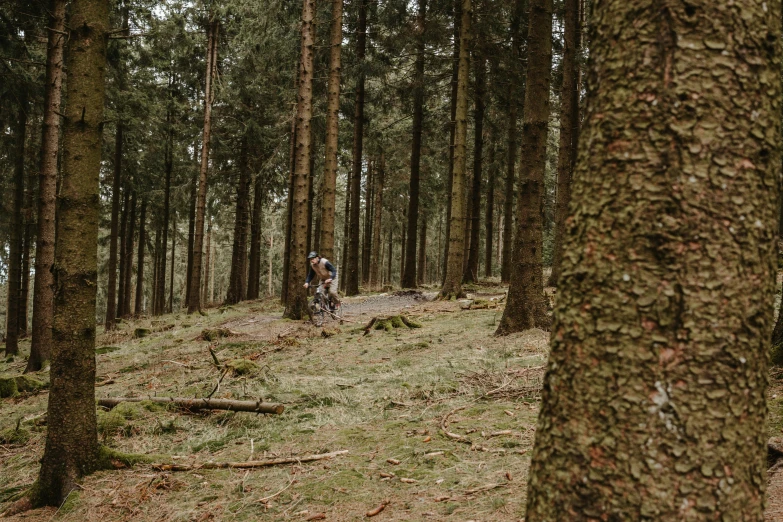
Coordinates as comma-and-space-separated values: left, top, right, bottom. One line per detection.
305, 266, 315, 285
324, 261, 337, 279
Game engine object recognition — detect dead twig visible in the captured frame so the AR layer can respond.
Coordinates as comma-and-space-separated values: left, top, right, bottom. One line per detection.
153, 450, 348, 471
366, 500, 390, 517
441, 406, 471, 444
206, 369, 229, 399
257, 478, 296, 504
464, 482, 509, 495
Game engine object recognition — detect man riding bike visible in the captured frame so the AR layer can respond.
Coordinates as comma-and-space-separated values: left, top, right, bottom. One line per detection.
303, 251, 340, 310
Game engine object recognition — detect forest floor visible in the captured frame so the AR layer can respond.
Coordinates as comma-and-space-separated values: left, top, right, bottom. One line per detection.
1, 281, 782, 521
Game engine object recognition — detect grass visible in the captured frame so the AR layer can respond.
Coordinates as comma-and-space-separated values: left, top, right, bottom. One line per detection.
0, 289, 546, 520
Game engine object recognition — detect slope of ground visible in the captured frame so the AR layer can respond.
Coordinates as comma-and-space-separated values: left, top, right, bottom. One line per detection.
0, 285, 547, 521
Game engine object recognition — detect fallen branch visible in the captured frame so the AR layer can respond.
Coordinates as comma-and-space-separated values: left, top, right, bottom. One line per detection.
366, 500, 390, 517
464, 482, 509, 495
98, 396, 284, 414
440, 406, 471, 444
153, 450, 348, 471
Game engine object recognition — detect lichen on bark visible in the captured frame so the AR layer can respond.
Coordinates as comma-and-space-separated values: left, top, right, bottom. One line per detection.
525, 0, 781, 519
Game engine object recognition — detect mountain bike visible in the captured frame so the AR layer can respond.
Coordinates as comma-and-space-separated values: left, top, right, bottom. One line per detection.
310, 286, 342, 326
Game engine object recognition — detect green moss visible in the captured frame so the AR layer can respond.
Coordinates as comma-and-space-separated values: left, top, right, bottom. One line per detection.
201, 328, 233, 341
225, 359, 259, 376
96, 345, 121, 354
772, 342, 783, 367
59, 490, 80, 514
391, 315, 405, 328
0, 376, 19, 398
0, 426, 30, 445
14, 375, 47, 393
97, 446, 159, 468
113, 402, 145, 420
97, 410, 128, 437
139, 400, 168, 412
133, 328, 151, 339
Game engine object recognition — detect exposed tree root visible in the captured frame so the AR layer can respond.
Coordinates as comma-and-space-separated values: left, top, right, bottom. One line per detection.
363, 315, 422, 335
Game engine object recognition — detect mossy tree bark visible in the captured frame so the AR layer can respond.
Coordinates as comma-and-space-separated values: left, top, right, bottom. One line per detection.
442, 0, 461, 283
284, 0, 316, 319
319, 0, 343, 262
495, 0, 551, 335
402, 0, 427, 289
27, 0, 66, 372
188, 18, 218, 314
439, 0, 471, 299
548, 0, 580, 287
346, 0, 368, 296
35, 0, 108, 505
525, 0, 781, 518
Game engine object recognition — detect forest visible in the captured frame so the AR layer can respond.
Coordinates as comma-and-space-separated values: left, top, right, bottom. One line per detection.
0, 0, 782, 519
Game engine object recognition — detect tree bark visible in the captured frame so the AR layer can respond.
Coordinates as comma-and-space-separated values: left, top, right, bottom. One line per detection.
402, 0, 427, 289
35, 0, 108, 505
226, 136, 251, 305
283, 0, 316, 319
442, 0, 461, 283
134, 199, 146, 315
152, 226, 161, 314
548, 0, 580, 287
247, 172, 264, 300
495, 0, 552, 334
281, 100, 297, 305
525, 0, 781, 518
6, 98, 27, 356
346, 0, 368, 296
320, 0, 343, 261
28, 0, 66, 372
439, 0, 471, 299
105, 124, 122, 329
20, 162, 34, 338
484, 136, 496, 278
362, 159, 374, 285
417, 213, 427, 285
187, 18, 218, 314
117, 184, 129, 319
340, 175, 351, 293
387, 225, 394, 286
464, 51, 485, 284
168, 214, 176, 313
185, 167, 196, 306
123, 190, 135, 316
155, 118, 173, 315
370, 153, 385, 289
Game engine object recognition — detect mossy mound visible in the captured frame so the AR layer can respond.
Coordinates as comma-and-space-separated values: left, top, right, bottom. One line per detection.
365, 315, 422, 333
225, 359, 259, 376
133, 328, 152, 339
0, 426, 30, 445
200, 328, 234, 342
96, 346, 121, 355
0, 375, 48, 398
97, 410, 129, 437
0, 377, 19, 398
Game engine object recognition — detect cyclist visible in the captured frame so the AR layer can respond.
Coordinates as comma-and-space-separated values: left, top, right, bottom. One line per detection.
303, 251, 340, 310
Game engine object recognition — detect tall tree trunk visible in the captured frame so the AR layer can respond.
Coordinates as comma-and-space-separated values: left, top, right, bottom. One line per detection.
387, 225, 394, 286
152, 227, 161, 314
34, 0, 108, 504
134, 199, 146, 315
28, 0, 66, 372
495, 0, 552, 334
247, 173, 264, 300
268, 233, 274, 296
123, 190, 135, 316
185, 168, 196, 306
403, 0, 427, 289
484, 136, 496, 278
20, 161, 34, 338
400, 208, 407, 284
156, 119, 173, 315
548, 0, 580, 287
417, 213, 427, 285
168, 214, 176, 312
319, 0, 343, 261
525, 0, 780, 517
346, 0, 368, 296
202, 224, 211, 306
362, 159, 374, 284
6, 98, 27, 356
188, 19, 218, 314
370, 153, 384, 289
283, 0, 316, 319
227, 137, 251, 305
281, 100, 297, 305
117, 184, 129, 318
439, 0, 471, 299
306, 152, 315, 252
442, 0, 461, 282
105, 123, 122, 329
340, 175, 351, 293
464, 52, 486, 284
501, 0, 524, 284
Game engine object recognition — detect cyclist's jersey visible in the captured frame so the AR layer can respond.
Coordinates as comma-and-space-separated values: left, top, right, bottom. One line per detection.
305, 258, 337, 285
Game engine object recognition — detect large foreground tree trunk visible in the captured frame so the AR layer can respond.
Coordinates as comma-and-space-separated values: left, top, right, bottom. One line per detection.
439, 0, 471, 299
35, 0, 108, 505
495, 0, 552, 334
402, 0, 427, 289
524, 0, 781, 518
28, 0, 66, 372
187, 19, 218, 314
548, 0, 580, 287
346, 0, 368, 296
283, 0, 316, 319
319, 0, 343, 261
442, 0, 461, 283
463, 50, 485, 284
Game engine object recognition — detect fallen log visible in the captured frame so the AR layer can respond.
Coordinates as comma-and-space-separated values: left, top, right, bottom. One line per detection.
98, 396, 284, 415
152, 450, 348, 471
